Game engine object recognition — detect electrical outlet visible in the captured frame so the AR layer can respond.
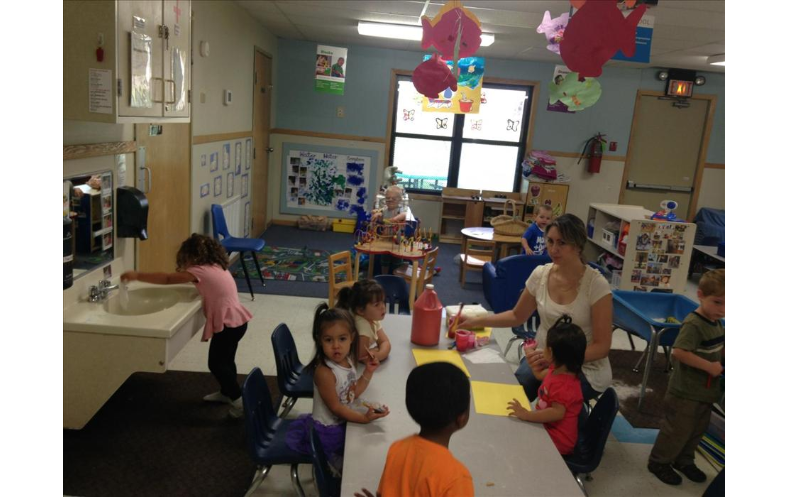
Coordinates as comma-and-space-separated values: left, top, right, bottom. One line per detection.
336, 106, 345, 118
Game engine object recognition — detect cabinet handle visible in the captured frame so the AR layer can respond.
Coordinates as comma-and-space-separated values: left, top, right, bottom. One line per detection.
165, 79, 177, 104
152, 77, 164, 103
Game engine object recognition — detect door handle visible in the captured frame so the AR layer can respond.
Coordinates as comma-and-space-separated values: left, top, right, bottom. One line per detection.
627, 181, 692, 193
267, 147, 274, 153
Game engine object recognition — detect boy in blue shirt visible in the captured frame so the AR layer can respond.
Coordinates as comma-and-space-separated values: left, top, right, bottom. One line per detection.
521, 204, 553, 256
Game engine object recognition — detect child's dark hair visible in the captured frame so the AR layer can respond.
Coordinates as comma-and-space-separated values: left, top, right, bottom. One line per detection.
306, 303, 358, 372
406, 362, 470, 431
176, 233, 229, 271
335, 279, 386, 313
546, 315, 587, 376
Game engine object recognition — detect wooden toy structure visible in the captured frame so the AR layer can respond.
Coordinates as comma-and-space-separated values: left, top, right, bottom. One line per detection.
355, 218, 435, 254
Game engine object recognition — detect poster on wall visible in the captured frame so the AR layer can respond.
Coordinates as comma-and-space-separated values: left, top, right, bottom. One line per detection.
281, 143, 378, 219
315, 45, 348, 95
611, 14, 654, 63
421, 56, 485, 114
547, 65, 575, 114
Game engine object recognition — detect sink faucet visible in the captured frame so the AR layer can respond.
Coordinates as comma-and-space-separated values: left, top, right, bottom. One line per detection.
88, 280, 119, 302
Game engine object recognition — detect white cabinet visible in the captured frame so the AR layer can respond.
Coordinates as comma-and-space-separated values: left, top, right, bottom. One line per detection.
64, 0, 191, 123
586, 203, 696, 293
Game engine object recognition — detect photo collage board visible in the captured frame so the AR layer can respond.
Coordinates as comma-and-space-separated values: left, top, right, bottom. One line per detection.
626, 220, 696, 292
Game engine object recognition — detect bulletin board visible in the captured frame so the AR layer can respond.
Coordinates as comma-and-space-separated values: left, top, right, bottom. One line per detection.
621, 220, 696, 293
280, 143, 378, 219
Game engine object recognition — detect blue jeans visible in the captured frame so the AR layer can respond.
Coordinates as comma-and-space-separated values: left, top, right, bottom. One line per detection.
514, 360, 602, 403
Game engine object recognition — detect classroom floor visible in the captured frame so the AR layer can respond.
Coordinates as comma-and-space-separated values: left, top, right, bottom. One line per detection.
169, 275, 719, 497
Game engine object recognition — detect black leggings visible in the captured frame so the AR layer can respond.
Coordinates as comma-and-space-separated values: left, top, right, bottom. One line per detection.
208, 323, 248, 400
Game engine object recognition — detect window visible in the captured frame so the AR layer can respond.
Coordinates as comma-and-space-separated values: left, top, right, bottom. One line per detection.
389, 75, 534, 193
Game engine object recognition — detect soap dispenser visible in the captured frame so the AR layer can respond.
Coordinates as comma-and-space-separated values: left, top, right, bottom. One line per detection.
116, 186, 149, 240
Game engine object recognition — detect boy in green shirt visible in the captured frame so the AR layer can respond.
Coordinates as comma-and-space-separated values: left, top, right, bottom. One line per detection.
648, 269, 724, 486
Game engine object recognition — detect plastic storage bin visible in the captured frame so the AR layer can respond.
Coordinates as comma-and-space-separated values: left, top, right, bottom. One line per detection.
332, 218, 356, 233
612, 290, 699, 347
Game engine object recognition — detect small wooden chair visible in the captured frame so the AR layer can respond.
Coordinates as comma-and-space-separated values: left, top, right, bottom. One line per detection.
394, 247, 439, 298
328, 250, 355, 307
459, 239, 495, 287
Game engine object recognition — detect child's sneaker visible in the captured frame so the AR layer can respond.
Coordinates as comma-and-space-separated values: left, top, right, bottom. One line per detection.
203, 391, 232, 404
673, 463, 707, 483
648, 462, 682, 485
228, 397, 244, 418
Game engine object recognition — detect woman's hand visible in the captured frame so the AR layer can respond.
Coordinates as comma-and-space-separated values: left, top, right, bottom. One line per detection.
456, 316, 479, 330
507, 398, 533, 421
121, 271, 138, 282
525, 348, 549, 372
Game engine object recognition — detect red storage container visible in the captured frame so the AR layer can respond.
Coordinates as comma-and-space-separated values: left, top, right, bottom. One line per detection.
410, 284, 443, 346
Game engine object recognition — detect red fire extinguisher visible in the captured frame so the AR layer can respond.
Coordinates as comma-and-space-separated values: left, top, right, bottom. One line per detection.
579, 133, 607, 174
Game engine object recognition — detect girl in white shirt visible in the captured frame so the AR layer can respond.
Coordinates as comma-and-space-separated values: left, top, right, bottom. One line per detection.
337, 280, 392, 363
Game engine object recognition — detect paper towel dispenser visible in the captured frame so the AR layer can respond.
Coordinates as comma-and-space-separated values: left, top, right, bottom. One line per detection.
116, 186, 149, 240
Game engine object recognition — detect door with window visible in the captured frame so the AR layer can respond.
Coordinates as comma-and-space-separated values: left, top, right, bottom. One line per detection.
389, 76, 534, 194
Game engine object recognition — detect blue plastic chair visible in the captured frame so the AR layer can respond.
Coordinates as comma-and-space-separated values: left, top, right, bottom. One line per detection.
612, 290, 702, 409
211, 204, 265, 301
271, 323, 314, 418
373, 275, 411, 315
309, 425, 342, 497
563, 388, 619, 495
242, 367, 312, 496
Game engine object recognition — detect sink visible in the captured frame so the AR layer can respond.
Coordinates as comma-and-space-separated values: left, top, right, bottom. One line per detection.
103, 288, 181, 316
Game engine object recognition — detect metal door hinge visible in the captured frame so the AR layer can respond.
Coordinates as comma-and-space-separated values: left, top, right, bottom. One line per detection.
187, 89, 192, 103
158, 25, 165, 38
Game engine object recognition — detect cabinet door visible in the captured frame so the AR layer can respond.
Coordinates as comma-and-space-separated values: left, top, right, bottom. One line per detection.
162, 0, 191, 118
117, 0, 163, 118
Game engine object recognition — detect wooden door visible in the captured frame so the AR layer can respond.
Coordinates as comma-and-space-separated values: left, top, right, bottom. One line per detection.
620, 93, 715, 220
134, 123, 191, 272
251, 51, 272, 237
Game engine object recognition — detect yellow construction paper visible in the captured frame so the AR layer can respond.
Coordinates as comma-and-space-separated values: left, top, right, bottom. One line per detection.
474, 327, 492, 339
471, 381, 531, 417
412, 349, 470, 377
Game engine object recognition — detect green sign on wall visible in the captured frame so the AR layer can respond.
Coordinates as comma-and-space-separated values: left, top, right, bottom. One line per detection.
315, 45, 347, 95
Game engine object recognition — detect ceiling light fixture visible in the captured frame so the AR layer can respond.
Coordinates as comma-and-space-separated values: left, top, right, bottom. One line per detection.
357, 21, 494, 47
707, 54, 725, 66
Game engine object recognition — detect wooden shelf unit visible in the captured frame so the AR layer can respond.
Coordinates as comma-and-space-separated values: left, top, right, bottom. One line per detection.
439, 188, 483, 243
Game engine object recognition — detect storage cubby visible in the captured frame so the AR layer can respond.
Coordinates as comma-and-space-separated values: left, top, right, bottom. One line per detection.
439, 187, 482, 243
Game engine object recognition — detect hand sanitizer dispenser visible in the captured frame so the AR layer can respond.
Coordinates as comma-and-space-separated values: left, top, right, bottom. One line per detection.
116, 186, 149, 240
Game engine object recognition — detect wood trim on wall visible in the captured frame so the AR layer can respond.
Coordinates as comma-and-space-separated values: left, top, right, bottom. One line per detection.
271, 218, 298, 226
705, 163, 724, 169
549, 151, 626, 162
269, 128, 385, 144
192, 131, 253, 145
64, 141, 137, 161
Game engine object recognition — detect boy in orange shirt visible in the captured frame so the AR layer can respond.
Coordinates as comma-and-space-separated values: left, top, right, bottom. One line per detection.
356, 362, 474, 497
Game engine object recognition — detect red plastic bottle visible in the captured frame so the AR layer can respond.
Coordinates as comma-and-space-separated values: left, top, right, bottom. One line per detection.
410, 284, 443, 346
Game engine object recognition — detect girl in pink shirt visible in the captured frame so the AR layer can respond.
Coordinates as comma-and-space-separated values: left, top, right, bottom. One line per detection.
506, 315, 586, 455
122, 234, 252, 417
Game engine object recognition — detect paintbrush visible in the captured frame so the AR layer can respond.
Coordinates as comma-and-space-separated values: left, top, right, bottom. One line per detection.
449, 302, 465, 337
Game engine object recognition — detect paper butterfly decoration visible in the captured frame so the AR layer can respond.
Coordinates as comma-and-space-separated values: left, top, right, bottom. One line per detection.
436, 117, 449, 129
506, 119, 519, 132
403, 109, 415, 121
548, 71, 602, 111
471, 119, 483, 131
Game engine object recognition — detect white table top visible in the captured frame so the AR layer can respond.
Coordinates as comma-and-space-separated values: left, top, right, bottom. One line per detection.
340, 314, 583, 497
694, 245, 725, 262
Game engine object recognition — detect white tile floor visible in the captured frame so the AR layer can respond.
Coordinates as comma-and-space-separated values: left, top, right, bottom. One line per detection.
169, 276, 719, 497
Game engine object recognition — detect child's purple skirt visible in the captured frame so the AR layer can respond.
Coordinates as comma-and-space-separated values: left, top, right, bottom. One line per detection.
285, 414, 346, 474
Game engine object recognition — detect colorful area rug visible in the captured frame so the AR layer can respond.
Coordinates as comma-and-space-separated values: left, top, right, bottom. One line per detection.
230, 245, 336, 282
608, 348, 671, 429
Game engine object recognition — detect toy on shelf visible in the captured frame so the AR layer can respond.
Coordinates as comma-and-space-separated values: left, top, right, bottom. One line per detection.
650, 200, 684, 222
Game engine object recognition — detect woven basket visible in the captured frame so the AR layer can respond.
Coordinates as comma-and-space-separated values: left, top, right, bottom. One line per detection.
490, 199, 528, 236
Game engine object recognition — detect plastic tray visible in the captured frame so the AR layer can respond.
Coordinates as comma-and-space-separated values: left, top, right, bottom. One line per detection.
612, 290, 699, 346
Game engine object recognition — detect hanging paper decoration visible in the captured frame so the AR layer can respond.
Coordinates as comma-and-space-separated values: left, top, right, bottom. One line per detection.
537, 11, 570, 55
413, 53, 458, 99
421, 56, 485, 114
548, 71, 602, 112
421, 0, 483, 61
560, 0, 646, 78
569, 0, 587, 8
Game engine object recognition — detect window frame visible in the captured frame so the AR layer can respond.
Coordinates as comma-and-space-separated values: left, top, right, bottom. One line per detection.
387, 71, 538, 195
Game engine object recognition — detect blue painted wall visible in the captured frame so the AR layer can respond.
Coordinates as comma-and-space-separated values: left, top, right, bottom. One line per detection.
276, 39, 724, 163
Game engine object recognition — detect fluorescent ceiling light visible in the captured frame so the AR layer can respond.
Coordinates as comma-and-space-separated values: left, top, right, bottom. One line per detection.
358, 21, 494, 47
707, 54, 725, 66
